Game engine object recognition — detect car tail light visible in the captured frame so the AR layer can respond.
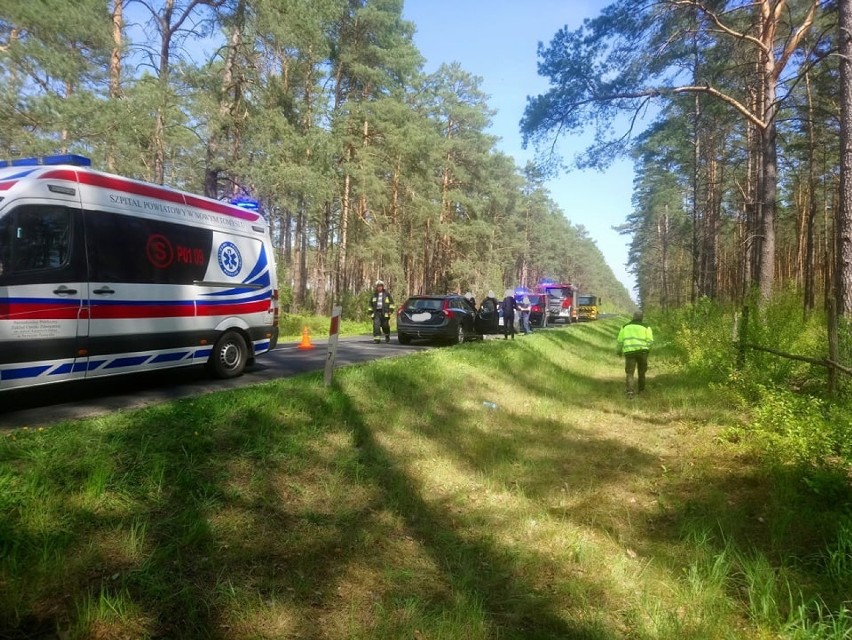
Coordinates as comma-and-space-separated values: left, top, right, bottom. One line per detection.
531, 305, 541, 312
272, 289, 280, 324
562, 299, 571, 308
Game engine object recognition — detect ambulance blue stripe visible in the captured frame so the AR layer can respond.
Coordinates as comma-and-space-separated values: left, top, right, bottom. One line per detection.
243, 246, 268, 282
202, 247, 270, 297
253, 340, 270, 353
197, 290, 271, 305
3, 296, 82, 305
2, 365, 52, 380
201, 272, 271, 297
150, 351, 191, 363
195, 347, 213, 358
0, 168, 37, 180
104, 356, 150, 369
200, 286, 263, 297
90, 299, 195, 307
246, 270, 271, 288
49, 363, 74, 375
46, 361, 99, 376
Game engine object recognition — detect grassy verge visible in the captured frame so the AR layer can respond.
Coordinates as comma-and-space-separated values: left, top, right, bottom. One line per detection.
2, 319, 850, 638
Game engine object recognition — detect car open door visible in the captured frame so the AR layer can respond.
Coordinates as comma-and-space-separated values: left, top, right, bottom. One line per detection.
475, 297, 500, 335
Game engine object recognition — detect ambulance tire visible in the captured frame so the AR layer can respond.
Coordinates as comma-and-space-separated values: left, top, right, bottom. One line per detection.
208, 330, 248, 379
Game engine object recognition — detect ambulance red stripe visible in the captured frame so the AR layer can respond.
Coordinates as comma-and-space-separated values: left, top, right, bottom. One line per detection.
2, 299, 269, 320
0, 301, 80, 320
90, 300, 269, 319
38, 169, 261, 223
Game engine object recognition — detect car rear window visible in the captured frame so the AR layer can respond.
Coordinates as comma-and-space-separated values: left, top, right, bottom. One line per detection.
404, 298, 443, 312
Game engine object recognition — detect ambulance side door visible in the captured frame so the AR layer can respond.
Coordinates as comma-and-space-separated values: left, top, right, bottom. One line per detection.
0, 202, 88, 389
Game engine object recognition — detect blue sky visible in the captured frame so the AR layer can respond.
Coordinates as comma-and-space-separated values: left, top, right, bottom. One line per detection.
401, 0, 638, 295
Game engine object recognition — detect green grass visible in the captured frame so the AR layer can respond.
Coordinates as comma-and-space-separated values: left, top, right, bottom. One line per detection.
2, 318, 851, 638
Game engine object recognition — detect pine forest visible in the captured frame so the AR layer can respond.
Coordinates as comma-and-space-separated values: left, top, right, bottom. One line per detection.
522, 0, 852, 318
0, 0, 635, 317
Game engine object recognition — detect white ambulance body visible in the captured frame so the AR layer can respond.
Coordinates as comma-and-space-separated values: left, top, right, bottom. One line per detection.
0, 155, 279, 391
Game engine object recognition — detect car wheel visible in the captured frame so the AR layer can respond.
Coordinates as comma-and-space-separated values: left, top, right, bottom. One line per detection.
208, 330, 248, 379
454, 323, 465, 344
398, 333, 412, 345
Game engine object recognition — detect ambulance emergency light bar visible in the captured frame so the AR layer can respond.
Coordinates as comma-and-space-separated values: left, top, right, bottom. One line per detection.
229, 196, 261, 212
0, 154, 92, 168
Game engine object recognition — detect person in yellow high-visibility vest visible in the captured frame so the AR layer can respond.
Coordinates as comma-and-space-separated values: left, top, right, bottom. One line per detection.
616, 310, 654, 398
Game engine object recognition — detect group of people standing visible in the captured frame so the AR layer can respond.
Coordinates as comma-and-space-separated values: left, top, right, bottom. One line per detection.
367, 280, 655, 398
495, 289, 533, 339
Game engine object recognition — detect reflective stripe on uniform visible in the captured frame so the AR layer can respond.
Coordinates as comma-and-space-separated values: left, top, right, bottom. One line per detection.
618, 323, 653, 353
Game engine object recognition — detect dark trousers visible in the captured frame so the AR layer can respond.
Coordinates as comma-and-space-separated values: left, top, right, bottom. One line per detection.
373, 313, 390, 338
503, 314, 515, 339
624, 350, 649, 393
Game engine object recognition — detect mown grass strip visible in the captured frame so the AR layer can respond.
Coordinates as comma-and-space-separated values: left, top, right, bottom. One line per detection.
1, 319, 850, 639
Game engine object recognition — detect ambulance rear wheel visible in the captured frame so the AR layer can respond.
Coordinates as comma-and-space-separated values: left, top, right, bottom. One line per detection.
209, 330, 248, 379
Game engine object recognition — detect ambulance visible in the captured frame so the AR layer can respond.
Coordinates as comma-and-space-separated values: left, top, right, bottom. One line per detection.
0, 155, 280, 391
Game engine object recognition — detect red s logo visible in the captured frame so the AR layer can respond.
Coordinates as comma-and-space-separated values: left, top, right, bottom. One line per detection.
146, 234, 174, 269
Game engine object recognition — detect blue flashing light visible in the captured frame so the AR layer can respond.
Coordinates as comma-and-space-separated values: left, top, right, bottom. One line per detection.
0, 154, 92, 168
230, 196, 261, 212
514, 286, 531, 296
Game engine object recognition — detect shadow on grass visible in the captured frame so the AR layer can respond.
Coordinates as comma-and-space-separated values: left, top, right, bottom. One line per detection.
332, 383, 619, 639
4, 319, 849, 638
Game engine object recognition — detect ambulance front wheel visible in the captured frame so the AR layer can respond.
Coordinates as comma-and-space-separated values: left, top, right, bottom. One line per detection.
209, 330, 248, 379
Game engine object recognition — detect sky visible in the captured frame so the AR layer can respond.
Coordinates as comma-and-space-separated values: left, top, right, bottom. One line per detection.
401, 0, 638, 296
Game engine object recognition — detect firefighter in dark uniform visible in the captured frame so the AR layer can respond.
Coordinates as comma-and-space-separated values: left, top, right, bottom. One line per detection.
368, 280, 395, 343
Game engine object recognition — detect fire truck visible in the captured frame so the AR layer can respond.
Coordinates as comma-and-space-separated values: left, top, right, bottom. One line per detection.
534, 281, 578, 324
577, 294, 600, 321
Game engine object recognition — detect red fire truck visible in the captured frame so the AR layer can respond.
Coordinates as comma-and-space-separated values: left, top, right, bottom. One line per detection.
534, 281, 578, 324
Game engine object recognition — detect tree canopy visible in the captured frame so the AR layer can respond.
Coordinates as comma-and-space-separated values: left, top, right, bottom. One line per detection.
522, 0, 847, 311
0, 0, 634, 315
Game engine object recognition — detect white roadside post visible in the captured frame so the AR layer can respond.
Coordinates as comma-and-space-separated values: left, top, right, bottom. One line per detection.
324, 306, 342, 386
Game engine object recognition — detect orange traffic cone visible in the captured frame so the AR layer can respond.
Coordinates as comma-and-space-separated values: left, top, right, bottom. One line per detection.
297, 325, 315, 350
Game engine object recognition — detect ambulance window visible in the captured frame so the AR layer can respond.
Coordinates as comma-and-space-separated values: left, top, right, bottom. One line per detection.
86, 210, 212, 284
0, 205, 71, 277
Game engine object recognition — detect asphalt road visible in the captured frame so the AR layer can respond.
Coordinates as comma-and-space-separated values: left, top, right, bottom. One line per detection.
0, 335, 430, 429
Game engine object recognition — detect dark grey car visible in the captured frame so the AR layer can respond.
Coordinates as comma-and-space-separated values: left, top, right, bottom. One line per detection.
396, 295, 490, 345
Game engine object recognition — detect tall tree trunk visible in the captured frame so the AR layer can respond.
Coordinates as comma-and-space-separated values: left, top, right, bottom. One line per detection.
805, 72, 817, 311
205, 0, 244, 198
107, 0, 123, 172
704, 153, 720, 299
149, 0, 209, 184
338, 153, 352, 299
293, 207, 303, 311
691, 91, 701, 304
839, 0, 852, 315
758, 120, 778, 300
659, 205, 670, 310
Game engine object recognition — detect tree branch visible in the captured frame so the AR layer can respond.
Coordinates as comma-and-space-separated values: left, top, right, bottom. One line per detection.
576, 84, 766, 130
775, 0, 819, 81
665, 0, 769, 53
